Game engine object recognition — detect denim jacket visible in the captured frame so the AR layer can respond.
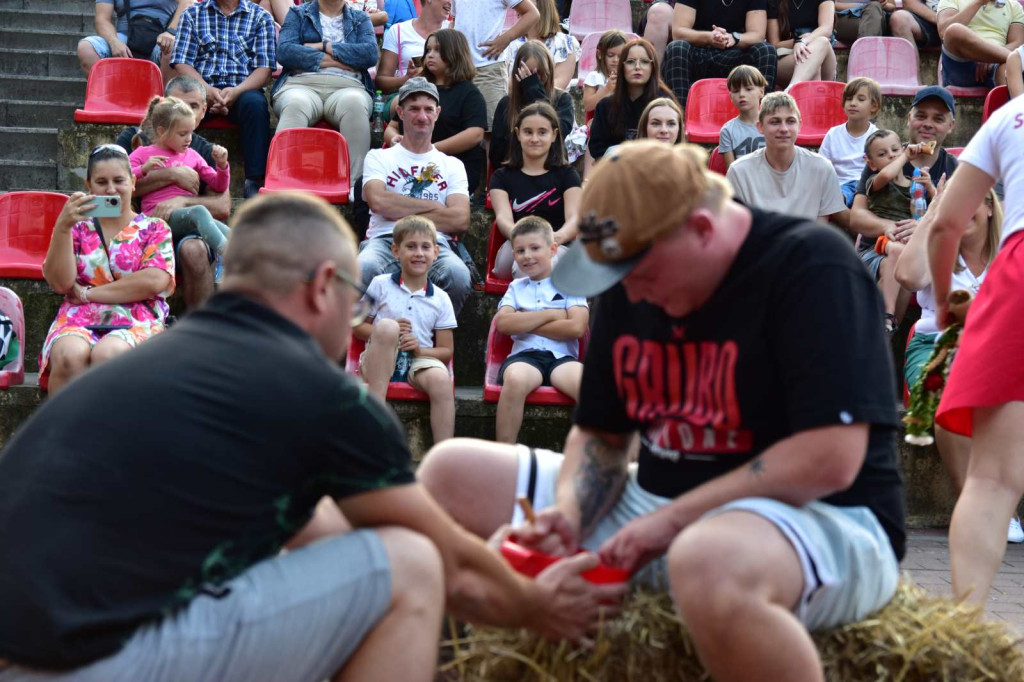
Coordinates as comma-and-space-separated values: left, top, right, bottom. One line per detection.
272, 1, 379, 97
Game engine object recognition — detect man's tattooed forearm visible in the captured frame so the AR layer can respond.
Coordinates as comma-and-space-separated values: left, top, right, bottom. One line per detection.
748, 457, 765, 478
575, 436, 627, 536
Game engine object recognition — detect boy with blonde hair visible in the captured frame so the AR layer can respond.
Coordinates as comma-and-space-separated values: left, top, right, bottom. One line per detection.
356, 216, 457, 442
495, 216, 589, 443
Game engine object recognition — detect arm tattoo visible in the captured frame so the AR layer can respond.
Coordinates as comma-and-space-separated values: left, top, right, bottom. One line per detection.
575, 436, 628, 538
748, 457, 765, 478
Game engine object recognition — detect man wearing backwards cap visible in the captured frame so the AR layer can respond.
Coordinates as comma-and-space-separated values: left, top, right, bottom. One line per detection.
419, 140, 906, 681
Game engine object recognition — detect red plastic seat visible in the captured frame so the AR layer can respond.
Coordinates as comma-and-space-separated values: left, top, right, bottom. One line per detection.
259, 127, 351, 203
345, 335, 452, 401
847, 37, 921, 96
568, 0, 632, 42
937, 59, 990, 98
483, 317, 588, 406
790, 80, 845, 146
708, 146, 727, 175
0, 287, 25, 389
576, 30, 639, 89
983, 84, 1010, 123
74, 58, 163, 125
0, 192, 68, 279
484, 220, 510, 295
947, 146, 963, 157
685, 79, 735, 143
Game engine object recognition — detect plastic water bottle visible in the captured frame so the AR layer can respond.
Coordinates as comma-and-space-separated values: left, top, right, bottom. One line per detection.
371, 90, 385, 147
910, 168, 928, 220
391, 350, 412, 382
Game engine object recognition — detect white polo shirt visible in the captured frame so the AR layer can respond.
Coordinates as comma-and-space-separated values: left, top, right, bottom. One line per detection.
365, 272, 457, 348
498, 276, 588, 359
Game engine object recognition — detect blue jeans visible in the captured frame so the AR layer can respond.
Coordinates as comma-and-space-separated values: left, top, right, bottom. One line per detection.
357, 234, 471, 315
841, 180, 858, 207
224, 89, 270, 181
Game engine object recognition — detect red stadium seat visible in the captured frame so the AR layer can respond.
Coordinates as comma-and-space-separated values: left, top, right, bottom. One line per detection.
484, 220, 510, 295
568, 0, 632, 42
790, 80, 845, 146
903, 322, 917, 408
847, 37, 922, 96
685, 79, 735, 143
576, 30, 639, 89
199, 115, 237, 130
0, 288, 25, 389
983, 84, 1009, 123
259, 128, 351, 203
937, 59, 990, 98
947, 147, 963, 157
0, 192, 68, 279
483, 317, 588, 405
74, 58, 163, 125
345, 335, 453, 402
708, 146, 727, 175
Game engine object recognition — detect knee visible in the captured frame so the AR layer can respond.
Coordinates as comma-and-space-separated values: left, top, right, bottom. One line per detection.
890, 10, 913, 32
943, 23, 970, 45
667, 527, 748, 627
77, 40, 96, 65
753, 41, 777, 59
370, 318, 400, 346
664, 39, 693, 61
90, 340, 131, 365
237, 91, 270, 118
647, 3, 673, 25
50, 343, 89, 376
502, 368, 535, 396
179, 240, 212, 278
417, 438, 482, 490
375, 527, 444, 604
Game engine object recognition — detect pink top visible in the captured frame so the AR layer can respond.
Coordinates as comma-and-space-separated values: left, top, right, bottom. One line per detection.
129, 145, 230, 214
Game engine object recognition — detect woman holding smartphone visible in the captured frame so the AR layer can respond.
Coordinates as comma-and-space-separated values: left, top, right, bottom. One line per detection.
40, 144, 175, 394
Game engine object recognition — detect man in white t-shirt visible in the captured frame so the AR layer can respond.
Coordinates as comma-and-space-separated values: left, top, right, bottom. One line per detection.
452, 0, 539, 130
928, 93, 1024, 610
727, 92, 848, 226
361, 77, 472, 314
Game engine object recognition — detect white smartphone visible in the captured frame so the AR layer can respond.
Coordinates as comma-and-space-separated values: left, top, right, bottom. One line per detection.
82, 196, 121, 219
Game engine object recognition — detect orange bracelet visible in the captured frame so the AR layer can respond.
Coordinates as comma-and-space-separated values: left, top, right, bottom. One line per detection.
875, 235, 890, 256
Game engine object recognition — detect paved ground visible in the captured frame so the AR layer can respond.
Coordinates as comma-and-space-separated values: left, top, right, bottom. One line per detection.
904, 528, 1024, 634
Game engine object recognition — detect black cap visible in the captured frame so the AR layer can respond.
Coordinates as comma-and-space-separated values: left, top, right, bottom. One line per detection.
911, 85, 955, 117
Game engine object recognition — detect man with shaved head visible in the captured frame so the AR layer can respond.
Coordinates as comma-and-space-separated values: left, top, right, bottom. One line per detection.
0, 193, 621, 682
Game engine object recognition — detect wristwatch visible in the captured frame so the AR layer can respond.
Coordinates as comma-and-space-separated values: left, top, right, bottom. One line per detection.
165, 26, 176, 35
731, 31, 742, 46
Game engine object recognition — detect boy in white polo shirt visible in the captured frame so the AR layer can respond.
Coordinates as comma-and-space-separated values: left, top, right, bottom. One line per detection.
356, 216, 457, 442
495, 216, 589, 443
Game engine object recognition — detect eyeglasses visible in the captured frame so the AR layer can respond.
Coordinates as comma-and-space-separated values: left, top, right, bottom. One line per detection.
90, 143, 129, 157
624, 58, 653, 68
310, 266, 377, 325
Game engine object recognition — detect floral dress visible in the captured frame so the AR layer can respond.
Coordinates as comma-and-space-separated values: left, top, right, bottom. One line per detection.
39, 215, 175, 375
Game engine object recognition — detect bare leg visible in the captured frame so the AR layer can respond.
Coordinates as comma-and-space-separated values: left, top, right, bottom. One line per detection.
789, 37, 834, 88
179, 239, 215, 310
417, 438, 523, 539
643, 3, 675, 62
877, 244, 904, 319
76, 40, 101, 76
943, 23, 1011, 64
495, 362, 544, 443
549, 361, 583, 402
285, 497, 353, 550
776, 55, 797, 89
889, 10, 925, 45
949, 402, 1024, 606
669, 512, 823, 682
333, 527, 444, 682
90, 335, 133, 366
935, 425, 971, 492
413, 367, 455, 443
361, 319, 400, 400
47, 336, 91, 394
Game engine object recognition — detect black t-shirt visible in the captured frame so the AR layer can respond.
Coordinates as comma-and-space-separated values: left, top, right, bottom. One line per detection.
767, 0, 829, 36
855, 146, 958, 196
488, 165, 582, 229
0, 293, 415, 669
391, 79, 487, 193
574, 208, 906, 560
683, 0, 767, 33
589, 94, 647, 159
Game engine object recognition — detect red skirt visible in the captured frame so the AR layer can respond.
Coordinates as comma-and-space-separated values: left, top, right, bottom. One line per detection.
936, 230, 1024, 436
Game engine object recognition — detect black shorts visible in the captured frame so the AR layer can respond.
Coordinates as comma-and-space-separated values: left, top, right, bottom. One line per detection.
910, 13, 941, 47
498, 350, 577, 386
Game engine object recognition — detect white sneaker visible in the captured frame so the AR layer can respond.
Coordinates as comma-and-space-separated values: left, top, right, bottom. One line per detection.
1008, 517, 1024, 544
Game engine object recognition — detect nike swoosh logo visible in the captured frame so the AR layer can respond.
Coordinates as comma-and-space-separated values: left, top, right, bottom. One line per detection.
547, 198, 561, 206
511, 188, 558, 212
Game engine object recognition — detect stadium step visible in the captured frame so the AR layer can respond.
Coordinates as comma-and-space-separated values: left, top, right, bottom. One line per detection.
0, 9, 92, 32
0, 49, 81, 79
0, 159, 58, 190
0, 100, 78, 128
0, 28, 85, 52
0, 127, 60, 163
0, 75, 85, 104
0, 0, 92, 10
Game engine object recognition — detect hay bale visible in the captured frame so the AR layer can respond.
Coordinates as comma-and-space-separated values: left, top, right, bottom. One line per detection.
438, 581, 1024, 681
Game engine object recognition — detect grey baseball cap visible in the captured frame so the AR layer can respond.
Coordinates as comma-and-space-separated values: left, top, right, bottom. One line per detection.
397, 76, 439, 104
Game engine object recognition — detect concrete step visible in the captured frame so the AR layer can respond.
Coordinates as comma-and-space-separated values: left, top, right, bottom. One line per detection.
0, 0, 92, 11
0, 159, 57, 190
0, 28, 84, 51
0, 9, 91, 33
0, 49, 81, 79
0, 75, 85, 104
0, 127, 60, 163
0, 100, 78, 128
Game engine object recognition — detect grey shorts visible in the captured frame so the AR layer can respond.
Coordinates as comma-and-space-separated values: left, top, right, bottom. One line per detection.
0, 530, 392, 682
512, 446, 900, 631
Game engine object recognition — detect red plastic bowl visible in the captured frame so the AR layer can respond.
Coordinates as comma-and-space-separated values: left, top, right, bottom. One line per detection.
500, 541, 630, 584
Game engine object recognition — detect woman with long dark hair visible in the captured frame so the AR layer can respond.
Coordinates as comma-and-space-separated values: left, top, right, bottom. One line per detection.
767, 0, 837, 88
588, 38, 676, 162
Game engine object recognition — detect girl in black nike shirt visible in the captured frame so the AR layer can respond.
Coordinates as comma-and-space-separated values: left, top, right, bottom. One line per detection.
488, 101, 581, 281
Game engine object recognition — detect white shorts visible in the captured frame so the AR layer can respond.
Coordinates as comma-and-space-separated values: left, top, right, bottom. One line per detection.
512, 446, 900, 631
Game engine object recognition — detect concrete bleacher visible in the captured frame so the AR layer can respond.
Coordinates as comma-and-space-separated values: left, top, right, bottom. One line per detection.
0, 0, 993, 527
